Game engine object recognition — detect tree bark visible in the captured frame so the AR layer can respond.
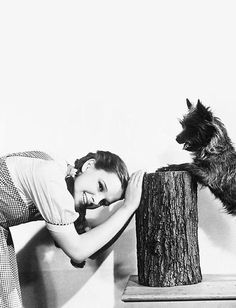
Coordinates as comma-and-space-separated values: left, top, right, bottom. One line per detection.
135, 171, 202, 287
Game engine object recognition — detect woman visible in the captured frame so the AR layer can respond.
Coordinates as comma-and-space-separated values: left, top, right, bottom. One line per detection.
0, 150, 144, 308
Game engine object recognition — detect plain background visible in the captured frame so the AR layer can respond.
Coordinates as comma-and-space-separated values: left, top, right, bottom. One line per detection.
1, 1, 236, 307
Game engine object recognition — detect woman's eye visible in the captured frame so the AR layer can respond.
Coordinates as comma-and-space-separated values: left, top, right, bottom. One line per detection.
98, 181, 104, 192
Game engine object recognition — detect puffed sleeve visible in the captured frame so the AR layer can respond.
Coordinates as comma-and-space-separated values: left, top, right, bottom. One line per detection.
30, 160, 79, 229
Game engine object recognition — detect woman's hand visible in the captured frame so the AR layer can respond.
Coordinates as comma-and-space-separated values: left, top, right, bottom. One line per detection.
124, 170, 145, 213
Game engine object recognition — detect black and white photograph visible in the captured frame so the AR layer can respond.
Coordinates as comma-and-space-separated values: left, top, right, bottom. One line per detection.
1, 1, 236, 307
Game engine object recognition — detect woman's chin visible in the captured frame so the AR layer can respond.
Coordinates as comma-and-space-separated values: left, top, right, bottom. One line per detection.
75, 202, 85, 212
86, 204, 101, 210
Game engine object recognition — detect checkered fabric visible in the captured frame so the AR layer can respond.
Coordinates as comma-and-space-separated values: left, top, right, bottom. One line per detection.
0, 151, 53, 308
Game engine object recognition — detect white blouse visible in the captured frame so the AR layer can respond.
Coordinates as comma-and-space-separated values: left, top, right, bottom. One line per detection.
6, 155, 79, 232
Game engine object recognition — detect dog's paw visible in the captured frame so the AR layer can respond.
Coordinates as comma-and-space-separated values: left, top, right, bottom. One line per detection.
156, 164, 186, 172
156, 166, 172, 172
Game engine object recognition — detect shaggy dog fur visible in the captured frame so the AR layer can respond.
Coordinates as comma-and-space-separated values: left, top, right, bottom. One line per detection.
158, 99, 236, 215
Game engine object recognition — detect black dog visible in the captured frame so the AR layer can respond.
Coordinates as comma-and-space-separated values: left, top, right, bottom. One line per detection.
158, 99, 236, 215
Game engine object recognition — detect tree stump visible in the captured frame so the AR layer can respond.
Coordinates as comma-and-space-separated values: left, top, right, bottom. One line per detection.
135, 171, 202, 287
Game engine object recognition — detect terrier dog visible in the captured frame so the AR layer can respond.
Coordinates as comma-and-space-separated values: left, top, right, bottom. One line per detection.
158, 99, 236, 215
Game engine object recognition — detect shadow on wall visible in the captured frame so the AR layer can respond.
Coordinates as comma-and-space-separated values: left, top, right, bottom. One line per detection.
16, 215, 137, 308
198, 187, 236, 254
89, 206, 138, 307
17, 226, 110, 308
18, 228, 56, 308
112, 221, 137, 308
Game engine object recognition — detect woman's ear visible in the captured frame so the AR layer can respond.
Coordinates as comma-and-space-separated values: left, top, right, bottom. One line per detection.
81, 159, 96, 172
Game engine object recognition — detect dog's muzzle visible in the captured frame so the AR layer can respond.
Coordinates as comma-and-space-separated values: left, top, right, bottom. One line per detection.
176, 135, 184, 144
183, 143, 190, 150
183, 142, 194, 151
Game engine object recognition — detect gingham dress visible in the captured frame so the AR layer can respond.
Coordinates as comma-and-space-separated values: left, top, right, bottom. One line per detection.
0, 151, 53, 308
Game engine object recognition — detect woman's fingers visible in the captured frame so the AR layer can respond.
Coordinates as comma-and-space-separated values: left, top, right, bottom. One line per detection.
129, 170, 145, 186
124, 170, 145, 212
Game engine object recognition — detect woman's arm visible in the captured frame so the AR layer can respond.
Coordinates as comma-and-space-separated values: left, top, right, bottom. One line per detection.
48, 170, 144, 263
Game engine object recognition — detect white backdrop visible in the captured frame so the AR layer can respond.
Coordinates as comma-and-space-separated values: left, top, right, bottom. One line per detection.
1, 1, 236, 307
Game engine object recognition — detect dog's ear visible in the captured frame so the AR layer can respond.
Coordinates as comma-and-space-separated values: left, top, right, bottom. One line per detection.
196, 99, 203, 108
186, 98, 192, 109
197, 100, 213, 121
196, 100, 207, 112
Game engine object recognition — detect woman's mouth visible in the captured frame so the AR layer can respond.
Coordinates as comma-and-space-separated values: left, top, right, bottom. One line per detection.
82, 192, 88, 205
81, 193, 100, 209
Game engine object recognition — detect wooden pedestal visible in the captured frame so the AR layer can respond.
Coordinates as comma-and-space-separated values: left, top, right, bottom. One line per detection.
122, 274, 236, 303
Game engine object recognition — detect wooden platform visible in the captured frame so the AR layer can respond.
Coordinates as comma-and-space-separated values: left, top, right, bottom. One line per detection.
122, 275, 236, 302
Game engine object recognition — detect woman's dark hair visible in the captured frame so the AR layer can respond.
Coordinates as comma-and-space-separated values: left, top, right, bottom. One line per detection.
74, 150, 129, 198
65, 151, 129, 268
66, 150, 129, 200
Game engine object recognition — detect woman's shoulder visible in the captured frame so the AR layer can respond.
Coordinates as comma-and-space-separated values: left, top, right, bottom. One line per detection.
6, 151, 68, 177
34, 159, 68, 182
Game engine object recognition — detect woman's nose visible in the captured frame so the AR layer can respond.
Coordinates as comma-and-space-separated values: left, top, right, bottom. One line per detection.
92, 193, 104, 206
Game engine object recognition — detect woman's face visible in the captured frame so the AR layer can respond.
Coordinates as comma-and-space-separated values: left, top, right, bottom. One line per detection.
73, 159, 123, 210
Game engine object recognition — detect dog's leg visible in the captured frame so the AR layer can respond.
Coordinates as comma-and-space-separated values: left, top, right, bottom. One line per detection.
157, 163, 210, 187
157, 163, 191, 172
